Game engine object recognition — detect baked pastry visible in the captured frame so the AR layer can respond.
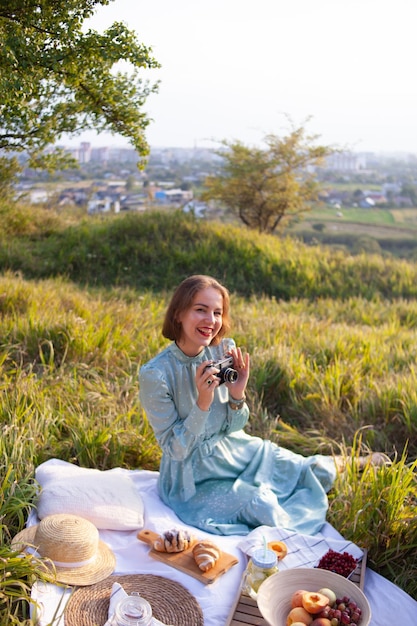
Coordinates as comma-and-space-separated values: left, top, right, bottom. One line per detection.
153, 528, 194, 553
192, 540, 221, 572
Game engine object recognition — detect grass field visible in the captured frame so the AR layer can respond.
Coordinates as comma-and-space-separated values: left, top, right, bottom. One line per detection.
294, 205, 417, 229
289, 205, 417, 256
1, 204, 416, 622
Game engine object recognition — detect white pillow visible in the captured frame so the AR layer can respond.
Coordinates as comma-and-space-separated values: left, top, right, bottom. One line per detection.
35, 459, 145, 531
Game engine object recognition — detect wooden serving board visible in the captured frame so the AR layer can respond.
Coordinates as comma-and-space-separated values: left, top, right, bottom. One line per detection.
137, 529, 239, 585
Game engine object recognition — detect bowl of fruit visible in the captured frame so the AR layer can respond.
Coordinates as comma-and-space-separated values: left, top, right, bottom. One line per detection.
256, 567, 371, 626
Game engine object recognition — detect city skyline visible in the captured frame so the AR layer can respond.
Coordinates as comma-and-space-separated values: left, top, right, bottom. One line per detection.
64, 0, 417, 155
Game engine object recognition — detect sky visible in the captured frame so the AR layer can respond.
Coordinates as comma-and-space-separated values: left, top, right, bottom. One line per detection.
71, 0, 417, 154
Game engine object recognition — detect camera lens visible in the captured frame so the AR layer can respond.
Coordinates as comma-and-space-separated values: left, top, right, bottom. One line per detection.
223, 368, 238, 383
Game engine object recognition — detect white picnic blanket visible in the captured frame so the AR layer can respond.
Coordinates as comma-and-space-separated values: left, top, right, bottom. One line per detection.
27, 463, 417, 626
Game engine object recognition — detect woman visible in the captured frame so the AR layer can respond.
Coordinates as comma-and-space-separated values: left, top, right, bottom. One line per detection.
139, 274, 338, 536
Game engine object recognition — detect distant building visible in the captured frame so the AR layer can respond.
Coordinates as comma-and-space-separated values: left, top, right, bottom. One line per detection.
363, 192, 387, 205
359, 197, 376, 208
382, 183, 402, 196
91, 146, 110, 164
165, 188, 193, 203
79, 142, 92, 164
325, 152, 367, 171
151, 187, 193, 204
108, 147, 139, 163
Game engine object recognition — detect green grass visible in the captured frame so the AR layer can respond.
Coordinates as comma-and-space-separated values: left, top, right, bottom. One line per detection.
329, 441, 417, 597
1, 203, 417, 621
0, 466, 57, 623
302, 205, 397, 225
3, 204, 417, 299
291, 205, 417, 257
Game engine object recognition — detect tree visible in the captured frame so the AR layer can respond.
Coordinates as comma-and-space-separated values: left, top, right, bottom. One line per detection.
202, 122, 334, 234
0, 0, 160, 187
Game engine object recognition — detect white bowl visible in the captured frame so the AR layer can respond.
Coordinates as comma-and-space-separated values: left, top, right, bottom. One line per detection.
256, 567, 371, 626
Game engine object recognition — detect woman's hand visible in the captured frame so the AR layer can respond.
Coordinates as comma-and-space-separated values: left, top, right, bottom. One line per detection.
195, 347, 250, 411
226, 346, 250, 400
196, 360, 220, 411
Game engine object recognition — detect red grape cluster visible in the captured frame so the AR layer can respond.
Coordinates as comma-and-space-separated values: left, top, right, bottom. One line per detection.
326, 595, 363, 625
317, 549, 358, 577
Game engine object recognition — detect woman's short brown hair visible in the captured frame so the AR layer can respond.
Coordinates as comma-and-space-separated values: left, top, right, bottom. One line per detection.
162, 275, 231, 345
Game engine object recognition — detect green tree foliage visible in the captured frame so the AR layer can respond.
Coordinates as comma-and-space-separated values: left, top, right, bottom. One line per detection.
0, 0, 160, 182
202, 122, 334, 233
0, 156, 20, 197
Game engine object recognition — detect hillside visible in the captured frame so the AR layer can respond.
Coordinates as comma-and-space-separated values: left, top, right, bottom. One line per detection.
2, 203, 417, 300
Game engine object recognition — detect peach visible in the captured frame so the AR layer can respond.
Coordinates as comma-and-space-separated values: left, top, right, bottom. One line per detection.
291, 589, 309, 608
301, 591, 330, 614
310, 619, 332, 626
268, 539, 288, 560
286, 606, 313, 626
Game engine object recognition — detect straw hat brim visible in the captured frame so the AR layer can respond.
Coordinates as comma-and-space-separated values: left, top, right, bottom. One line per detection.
12, 524, 116, 586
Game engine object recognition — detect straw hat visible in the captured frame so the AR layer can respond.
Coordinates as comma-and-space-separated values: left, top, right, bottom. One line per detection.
12, 513, 116, 586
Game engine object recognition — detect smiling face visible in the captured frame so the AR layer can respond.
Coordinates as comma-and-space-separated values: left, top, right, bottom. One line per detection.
176, 286, 224, 356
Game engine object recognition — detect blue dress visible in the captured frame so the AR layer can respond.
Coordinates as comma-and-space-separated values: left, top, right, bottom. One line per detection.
139, 340, 336, 536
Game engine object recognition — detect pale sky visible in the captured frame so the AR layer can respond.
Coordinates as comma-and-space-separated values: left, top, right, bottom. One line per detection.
73, 0, 417, 153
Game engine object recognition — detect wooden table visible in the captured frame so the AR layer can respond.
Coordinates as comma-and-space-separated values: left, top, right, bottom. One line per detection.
226, 593, 268, 625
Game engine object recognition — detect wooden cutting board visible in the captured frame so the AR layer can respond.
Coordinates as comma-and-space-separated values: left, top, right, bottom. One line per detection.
137, 529, 239, 585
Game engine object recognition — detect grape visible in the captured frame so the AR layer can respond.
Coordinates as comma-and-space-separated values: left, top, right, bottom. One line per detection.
332, 596, 361, 625
332, 609, 342, 621
316, 549, 358, 577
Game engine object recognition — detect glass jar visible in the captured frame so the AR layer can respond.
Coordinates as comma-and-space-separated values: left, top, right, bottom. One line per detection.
244, 548, 278, 599
113, 592, 153, 626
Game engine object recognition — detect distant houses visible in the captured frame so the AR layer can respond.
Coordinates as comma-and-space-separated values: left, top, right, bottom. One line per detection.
16, 180, 196, 214
15, 145, 417, 212
151, 187, 193, 205
86, 184, 194, 214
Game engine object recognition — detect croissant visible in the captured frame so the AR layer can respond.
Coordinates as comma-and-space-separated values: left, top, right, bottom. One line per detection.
192, 540, 221, 572
153, 528, 194, 553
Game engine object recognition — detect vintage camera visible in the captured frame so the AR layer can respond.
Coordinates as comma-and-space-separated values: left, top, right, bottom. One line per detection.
207, 355, 238, 385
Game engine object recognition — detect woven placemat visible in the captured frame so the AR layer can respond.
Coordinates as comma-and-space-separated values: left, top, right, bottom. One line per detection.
65, 574, 204, 626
